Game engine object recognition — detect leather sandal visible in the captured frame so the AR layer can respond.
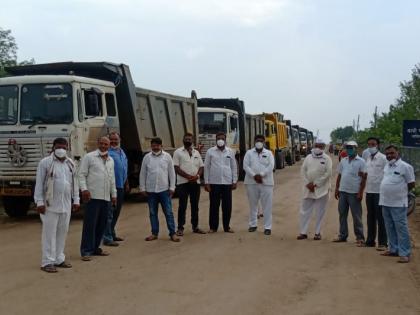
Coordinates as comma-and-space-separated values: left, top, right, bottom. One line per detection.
170, 235, 180, 242
55, 261, 72, 268
40, 264, 58, 273
193, 228, 207, 234
380, 251, 398, 257
145, 235, 158, 241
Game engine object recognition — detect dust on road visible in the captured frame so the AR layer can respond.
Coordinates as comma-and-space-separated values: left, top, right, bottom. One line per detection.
1, 157, 420, 315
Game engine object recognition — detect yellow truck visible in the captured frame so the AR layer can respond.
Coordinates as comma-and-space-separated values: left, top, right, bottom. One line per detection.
264, 112, 288, 169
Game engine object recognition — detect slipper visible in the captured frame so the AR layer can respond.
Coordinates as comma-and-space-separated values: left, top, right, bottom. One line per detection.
40, 264, 58, 273
376, 245, 387, 251
313, 234, 322, 241
176, 230, 184, 237
193, 228, 207, 234
114, 236, 124, 242
208, 229, 217, 233
55, 261, 72, 268
81, 256, 92, 261
356, 240, 366, 247
170, 235, 180, 242
145, 235, 158, 241
397, 256, 410, 263
224, 228, 235, 233
380, 251, 398, 257
332, 238, 347, 243
93, 248, 110, 256
297, 234, 308, 240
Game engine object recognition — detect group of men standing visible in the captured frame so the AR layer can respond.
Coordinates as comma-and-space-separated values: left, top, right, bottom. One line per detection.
34, 130, 416, 273
297, 137, 416, 264
35, 133, 128, 272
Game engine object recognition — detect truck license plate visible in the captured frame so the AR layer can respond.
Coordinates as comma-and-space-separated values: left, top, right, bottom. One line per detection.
1, 188, 32, 196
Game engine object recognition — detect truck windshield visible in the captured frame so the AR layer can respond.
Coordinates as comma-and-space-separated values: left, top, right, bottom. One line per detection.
198, 112, 227, 134
300, 132, 307, 141
20, 83, 73, 125
0, 85, 18, 125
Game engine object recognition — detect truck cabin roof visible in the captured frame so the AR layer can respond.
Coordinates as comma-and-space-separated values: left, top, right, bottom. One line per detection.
0, 75, 115, 87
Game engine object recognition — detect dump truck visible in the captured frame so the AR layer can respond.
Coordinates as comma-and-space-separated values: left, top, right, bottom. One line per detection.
245, 114, 265, 150
284, 119, 296, 165
0, 62, 198, 217
264, 112, 288, 169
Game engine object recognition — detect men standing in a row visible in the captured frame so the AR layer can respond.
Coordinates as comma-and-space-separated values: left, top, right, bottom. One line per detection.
103, 132, 128, 247
173, 133, 206, 236
79, 137, 117, 261
379, 145, 415, 263
204, 132, 237, 233
364, 137, 387, 249
35, 138, 80, 273
139, 137, 180, 242
297, 139, 332, 240
334, 141, 367, 245
243, 134, 274, 235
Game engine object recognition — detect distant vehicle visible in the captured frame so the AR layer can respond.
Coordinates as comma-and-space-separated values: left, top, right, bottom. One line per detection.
291, 127, 301, 161
284, 119, 296, 165
0, 62, 198, 217
264, 112, 288, 169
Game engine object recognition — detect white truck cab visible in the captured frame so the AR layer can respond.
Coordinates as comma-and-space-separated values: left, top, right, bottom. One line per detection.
0, 75, 119, 216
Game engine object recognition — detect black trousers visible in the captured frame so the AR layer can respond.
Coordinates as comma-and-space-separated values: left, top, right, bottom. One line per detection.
209, 184, 232, 231
176, 183, 201, 230
366, 193, 387, 246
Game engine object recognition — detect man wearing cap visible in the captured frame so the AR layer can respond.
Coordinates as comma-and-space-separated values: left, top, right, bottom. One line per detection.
297, 138, 332, 240
334, 140, 367, 245
364, 137, 387, 249
379, 145, 415, 263
244, 134, 275, 235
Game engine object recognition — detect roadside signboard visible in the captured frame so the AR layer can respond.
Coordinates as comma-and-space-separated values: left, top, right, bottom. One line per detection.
403, 120, 420, 147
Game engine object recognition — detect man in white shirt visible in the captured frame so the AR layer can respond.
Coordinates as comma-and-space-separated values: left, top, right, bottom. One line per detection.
379, 145, 415, 263
244, 134, 275, 235
364, 137, 387, 249
204, 132, 238, 233
297, 138, 332, 241
34, 138, 80, 273
79, 137, 117, 261
334, 141, 367, 245
173, 133, 205, 236
139, 137, 180, 242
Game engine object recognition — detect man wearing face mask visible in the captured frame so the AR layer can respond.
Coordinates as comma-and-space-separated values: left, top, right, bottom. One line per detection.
173, 133, 205, 236
34, 138, 80, 273
103, 132, 129, 247
297, 138, 332, 240
79, 137, 117, 261
364, 137, 387, 249
139, 137, 179, 242
204, 132, 238, 233
243, 135, 275, 235
379, 145, 415, 263
334, 141, 367, 245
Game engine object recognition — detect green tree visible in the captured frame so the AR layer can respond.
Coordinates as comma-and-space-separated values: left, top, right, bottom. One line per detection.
330, 126, 355, 143
0, 27, 34, 77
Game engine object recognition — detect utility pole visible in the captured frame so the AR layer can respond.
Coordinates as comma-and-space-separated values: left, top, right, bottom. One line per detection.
356, 114, 360, 133
373, 106, 378, 129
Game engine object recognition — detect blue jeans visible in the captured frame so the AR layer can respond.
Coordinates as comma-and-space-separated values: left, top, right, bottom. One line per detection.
382, 206, 411, 257
337, 192, 364, 241
103, 188, 124, 243
147, 190, 176, 236
80, 199, 110, 256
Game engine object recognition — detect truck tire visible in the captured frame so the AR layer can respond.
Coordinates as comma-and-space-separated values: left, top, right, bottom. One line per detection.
3, 196, 31, 217
280, 153, 285, 169
295, 151, 301, 162
275, 151, 282, 169
286, 152, 293, 166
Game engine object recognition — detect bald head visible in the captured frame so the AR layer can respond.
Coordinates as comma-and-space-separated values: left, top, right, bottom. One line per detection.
98, 136, 110, 153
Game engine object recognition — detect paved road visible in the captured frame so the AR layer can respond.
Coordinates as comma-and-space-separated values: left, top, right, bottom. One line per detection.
1, 157, 420, 315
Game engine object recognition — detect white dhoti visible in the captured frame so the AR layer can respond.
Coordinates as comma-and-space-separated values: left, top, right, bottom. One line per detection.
40, 211, 71, 267
246, 184, 273, 230
299, 194, 329, 235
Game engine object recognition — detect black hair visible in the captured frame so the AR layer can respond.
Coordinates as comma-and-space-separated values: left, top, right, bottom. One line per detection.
367, 137, 380, 145
53, 138, 68, 147
385, 144, 399, 152
183, 132, 194, 139
216, 132, 226, 138
254, 134, 265, 141
151, 137, 162, 145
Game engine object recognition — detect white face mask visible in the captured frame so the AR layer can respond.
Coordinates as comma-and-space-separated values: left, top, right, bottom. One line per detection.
388, 158, 396, 165
99, 150, 108, 156
152, 150, 162, 156
255, 142, 264, 150
216, 139, 225, 147
368, 147, 378, 155
312, 148, 323, 156
54, 148, 67, 159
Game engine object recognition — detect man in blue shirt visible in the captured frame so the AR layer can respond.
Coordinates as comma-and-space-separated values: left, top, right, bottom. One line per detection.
103, 132, 128, 246
334, 141, 367, 245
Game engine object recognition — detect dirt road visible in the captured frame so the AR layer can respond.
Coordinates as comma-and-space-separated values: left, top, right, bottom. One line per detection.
1, 157, 420, 315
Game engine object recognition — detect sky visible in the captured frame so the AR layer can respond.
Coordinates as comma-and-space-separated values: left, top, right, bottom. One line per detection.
2, 0, 420, 141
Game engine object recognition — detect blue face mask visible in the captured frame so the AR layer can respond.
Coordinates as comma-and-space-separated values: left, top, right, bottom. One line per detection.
346, 148, 355, 156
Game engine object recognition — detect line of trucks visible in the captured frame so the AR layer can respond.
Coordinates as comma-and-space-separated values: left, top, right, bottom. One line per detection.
0, 62, 314, 217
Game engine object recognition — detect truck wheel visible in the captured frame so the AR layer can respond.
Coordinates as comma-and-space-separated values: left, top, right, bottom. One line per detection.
295, 151, 301, 162
280, 153, 285, 169
275, 151, 282, 169
3, 196, 31, 217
